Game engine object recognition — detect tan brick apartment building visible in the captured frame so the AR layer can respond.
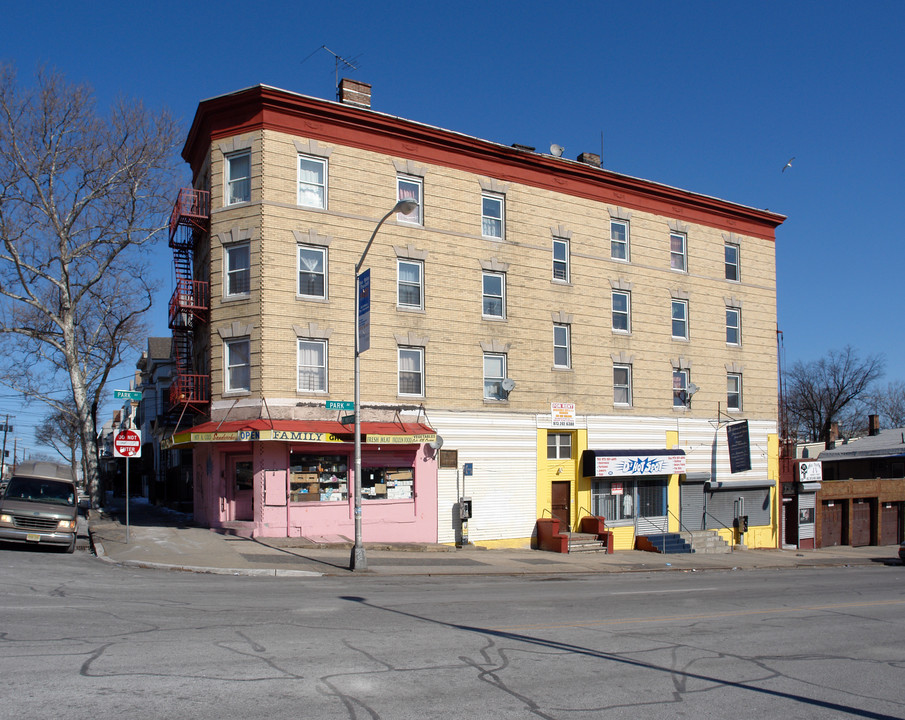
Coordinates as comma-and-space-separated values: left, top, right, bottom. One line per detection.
164, 79, 785, 548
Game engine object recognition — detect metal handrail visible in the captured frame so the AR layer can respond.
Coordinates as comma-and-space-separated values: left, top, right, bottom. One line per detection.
703, 511, 735, 533
667, 508, 693, 534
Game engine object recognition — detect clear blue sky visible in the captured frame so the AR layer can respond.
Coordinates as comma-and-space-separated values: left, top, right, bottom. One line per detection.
3, 0, 903, 455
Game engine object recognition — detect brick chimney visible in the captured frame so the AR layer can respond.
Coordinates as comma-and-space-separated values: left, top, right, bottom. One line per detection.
825, 421, 839, 450
577, 152, 601, 167
869, 414, 880, 436
338, 78, 371, 109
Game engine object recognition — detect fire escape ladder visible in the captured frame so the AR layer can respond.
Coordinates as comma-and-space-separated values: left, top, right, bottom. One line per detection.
168, 188, 211, 414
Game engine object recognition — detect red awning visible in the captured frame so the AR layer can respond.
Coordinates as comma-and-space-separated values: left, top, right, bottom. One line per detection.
164, 419, 436, 448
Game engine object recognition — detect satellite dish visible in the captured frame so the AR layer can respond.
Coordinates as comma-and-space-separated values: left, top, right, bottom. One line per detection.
550, 144, 564, 157
687, 383, 700, 397
429, 435, 444, 450
501, 378, 516, 393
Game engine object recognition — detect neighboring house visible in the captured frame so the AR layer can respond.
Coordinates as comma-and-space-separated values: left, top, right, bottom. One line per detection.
134, 338, 195, 511
815, 416, 905, 547
162, 79, 785, 548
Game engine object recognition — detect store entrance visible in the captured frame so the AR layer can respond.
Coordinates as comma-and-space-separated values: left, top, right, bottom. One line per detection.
551, 481, 571, 530
228, 455, 254, 522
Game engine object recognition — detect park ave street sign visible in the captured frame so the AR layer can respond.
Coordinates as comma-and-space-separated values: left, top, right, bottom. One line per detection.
113, 429, 141, 458
114, 389, 142, 401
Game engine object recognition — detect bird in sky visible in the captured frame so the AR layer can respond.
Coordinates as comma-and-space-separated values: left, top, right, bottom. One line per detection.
782, 157, 795, 173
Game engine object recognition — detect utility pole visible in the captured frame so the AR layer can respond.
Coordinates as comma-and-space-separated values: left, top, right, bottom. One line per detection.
0, 414, 9, 481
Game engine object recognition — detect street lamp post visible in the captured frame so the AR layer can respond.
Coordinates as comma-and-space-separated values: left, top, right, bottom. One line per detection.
351, 198, 418, 571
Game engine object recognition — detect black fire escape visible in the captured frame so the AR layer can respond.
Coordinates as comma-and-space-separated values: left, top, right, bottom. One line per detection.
168, 188, 211, 415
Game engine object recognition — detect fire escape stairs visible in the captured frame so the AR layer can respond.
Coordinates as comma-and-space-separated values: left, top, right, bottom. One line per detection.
168, 188, 210, 415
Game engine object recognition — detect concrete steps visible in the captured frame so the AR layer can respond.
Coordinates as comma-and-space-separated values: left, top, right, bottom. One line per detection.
679, 530, 732, 554
636, 532, 694, 554
565, 532, 610, 553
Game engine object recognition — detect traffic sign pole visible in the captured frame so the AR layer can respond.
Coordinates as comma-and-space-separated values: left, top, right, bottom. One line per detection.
113, 429, 141, 543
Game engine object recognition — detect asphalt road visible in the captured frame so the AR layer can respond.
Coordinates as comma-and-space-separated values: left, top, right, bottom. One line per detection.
1, 544, 904, 719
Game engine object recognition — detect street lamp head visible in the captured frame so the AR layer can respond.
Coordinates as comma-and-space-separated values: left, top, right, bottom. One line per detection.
393, 198, 419, 216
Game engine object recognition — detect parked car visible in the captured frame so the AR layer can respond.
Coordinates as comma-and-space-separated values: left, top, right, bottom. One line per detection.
0, 461, 78, 553
899, 541, 905, 564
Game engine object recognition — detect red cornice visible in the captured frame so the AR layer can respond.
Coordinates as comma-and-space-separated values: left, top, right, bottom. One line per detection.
184, 85, 785, 241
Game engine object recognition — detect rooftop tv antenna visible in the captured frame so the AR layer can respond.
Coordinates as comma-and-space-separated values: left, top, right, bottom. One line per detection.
320, 45, 360, 98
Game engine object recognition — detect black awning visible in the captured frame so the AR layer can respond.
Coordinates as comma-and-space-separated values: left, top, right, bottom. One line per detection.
582, 448, 686, 477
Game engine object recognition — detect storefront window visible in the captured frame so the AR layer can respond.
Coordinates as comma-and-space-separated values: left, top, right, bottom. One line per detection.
592, 479, 636, 524
361, 467, 414, 500
289, 453, 348, 502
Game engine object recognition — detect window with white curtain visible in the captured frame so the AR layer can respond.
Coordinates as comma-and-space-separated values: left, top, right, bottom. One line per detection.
670, 232, 687, 272
298, 155, 327, 208
225, 243, 250, 297
397, 259, 423, 309
225, 338, 251, 393
298, 245, 326, 299
226, 151, 250, 205
482, 194, 504, 238
398, 347, 424, 396
297, 339, 327, 392
397, 176, 422, 224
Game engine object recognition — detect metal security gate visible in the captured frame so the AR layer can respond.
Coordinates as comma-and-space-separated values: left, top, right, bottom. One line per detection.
635, 478, 667, 535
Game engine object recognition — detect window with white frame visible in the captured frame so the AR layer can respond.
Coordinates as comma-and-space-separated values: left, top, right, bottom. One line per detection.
726, 307, 741, 345
225, 243, 250, 297
553, 238, 569, 282
725, 243, 740, 281
673, 369, 689, 408
298, 155, 327, 208
670, 232, 687, 272
614, 364, 632, 406
611, 220, 629, 261
482, 193, 504, 239
482, 271, 505, 318
671, 299, 688, 339
397, 259, 423, 309
226, 151, 250, 205
398, 347, 424, 396
727, 373, 742, 411
483, 353, 507, 400
553, 324, 571, 368
397, 176, 422, 224
547, 432, 572, 459
297, 339, 327, 392
612, 290, 630, 332
225, 338, 251, 393
298, 245, 327, 299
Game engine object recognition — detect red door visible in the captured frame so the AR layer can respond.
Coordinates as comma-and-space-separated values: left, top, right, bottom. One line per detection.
851, 499, 871, 546
880, 503, 901, 545
551, 481, 571, 531
821, 501, 843, 547
228, 455, 254, 522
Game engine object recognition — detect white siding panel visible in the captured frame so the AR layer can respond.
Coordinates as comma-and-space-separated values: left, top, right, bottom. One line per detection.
431, 412, 538, 543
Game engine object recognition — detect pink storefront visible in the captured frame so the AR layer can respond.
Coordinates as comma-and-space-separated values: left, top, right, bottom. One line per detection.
169, 419, 439, 542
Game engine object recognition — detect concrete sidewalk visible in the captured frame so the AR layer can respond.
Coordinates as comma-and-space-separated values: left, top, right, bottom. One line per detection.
88, 498, 903, 577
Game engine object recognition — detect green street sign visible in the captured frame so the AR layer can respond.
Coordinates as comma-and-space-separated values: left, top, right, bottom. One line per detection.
114, 390, 142, 401
341, 414, 356, 425
326, 400, 354, 411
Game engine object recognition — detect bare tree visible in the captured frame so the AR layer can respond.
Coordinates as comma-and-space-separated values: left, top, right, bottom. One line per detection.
865, 380, 905, 430
784, 345, 885, 443
35, 407, 81, 486
0, 65, 179, 506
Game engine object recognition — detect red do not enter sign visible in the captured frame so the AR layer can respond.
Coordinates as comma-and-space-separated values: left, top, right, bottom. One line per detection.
113, 429, 142, 458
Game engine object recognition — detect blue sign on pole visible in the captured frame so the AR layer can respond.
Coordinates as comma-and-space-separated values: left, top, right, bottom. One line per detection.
357, 269, 371, 353
463, 463, 473, 477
